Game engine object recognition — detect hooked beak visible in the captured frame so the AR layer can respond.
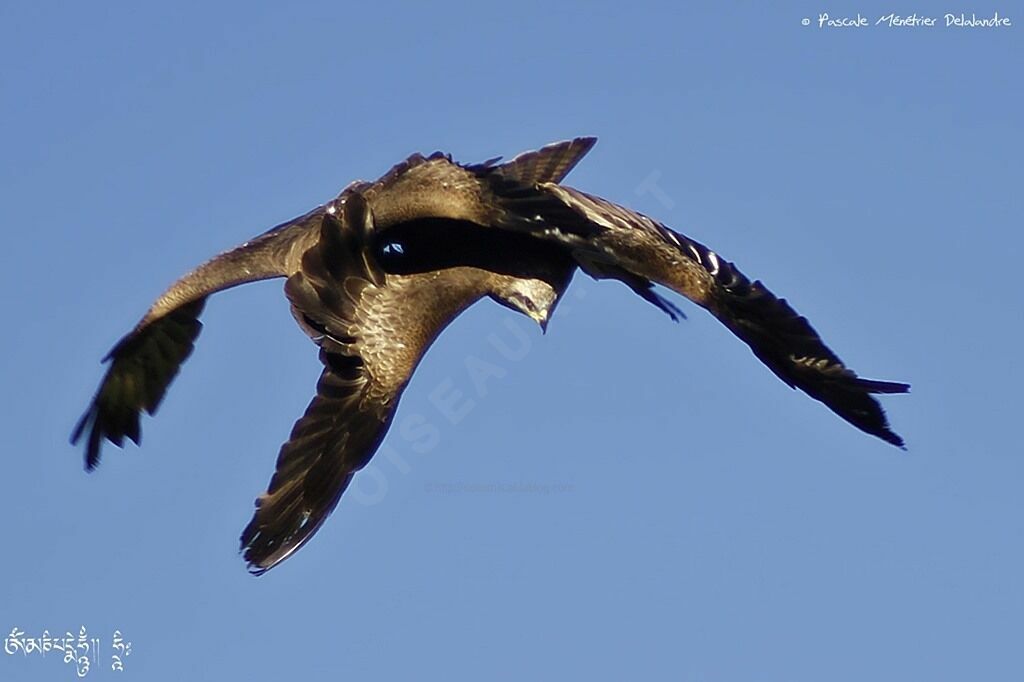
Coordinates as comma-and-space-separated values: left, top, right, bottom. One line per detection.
535, 311, 550, 334
523, 307, 549, 334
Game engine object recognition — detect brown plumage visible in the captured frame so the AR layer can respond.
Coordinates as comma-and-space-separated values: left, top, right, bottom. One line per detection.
73, 137, 908, 574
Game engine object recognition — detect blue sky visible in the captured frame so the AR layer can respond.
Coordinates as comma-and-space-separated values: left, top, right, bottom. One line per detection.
2, 1, 1021, 680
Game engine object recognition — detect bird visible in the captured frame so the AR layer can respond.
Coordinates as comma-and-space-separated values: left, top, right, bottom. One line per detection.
72, 137, 909, 574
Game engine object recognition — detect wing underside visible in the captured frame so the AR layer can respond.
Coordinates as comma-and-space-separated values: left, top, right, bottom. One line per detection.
240, 196, 499, 573
531, 185, 910, 446
72, 208, 323, 469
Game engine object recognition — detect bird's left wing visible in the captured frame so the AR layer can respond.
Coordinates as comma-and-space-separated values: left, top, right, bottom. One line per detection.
534, 184, 910, 447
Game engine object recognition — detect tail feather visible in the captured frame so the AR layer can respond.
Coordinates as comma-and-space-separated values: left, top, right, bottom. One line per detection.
491, 137, 598, 185
466, 137, 598, 187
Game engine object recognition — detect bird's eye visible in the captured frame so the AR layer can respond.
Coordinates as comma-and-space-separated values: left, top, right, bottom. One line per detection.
514, 294, 537, 313
381, 242, 405, 256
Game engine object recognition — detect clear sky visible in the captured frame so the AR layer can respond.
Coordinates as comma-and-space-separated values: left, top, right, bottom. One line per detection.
2, 2, 1021, 680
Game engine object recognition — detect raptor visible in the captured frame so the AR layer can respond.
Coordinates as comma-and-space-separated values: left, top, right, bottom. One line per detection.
73, 138, 909, 574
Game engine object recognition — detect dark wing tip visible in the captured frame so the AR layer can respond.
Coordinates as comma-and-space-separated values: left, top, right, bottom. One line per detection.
877, 425, 907, 449
238, 466, 358, 575
239, 498, 291, 576
855, 378, 910, 395
71, 407, 101, 471
670, 237, 910, 448
799, 372, 908, 448
871, 416, 906, 449
841, 377, 910, 447
72, 300, 205, 471
70, 407, 90, 447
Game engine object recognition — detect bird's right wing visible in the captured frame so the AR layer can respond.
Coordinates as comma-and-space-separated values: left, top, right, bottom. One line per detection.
537, 184, 910, 447
72, 207, 323, 469
240, 195, 492, 574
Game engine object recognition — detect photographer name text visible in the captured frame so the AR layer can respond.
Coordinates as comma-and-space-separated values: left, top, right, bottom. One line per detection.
804, 12, 1012, 28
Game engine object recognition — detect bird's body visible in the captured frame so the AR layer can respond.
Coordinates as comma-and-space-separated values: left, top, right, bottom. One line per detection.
74, 138, 908, 573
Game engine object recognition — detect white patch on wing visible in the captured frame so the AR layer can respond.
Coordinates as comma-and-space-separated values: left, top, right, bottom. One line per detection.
707, 250, 720, 275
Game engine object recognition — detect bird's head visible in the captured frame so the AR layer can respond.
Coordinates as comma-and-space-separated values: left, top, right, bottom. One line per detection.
493, 277, 562, 332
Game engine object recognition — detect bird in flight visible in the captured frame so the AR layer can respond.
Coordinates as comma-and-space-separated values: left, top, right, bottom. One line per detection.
73, 137, 908, 574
